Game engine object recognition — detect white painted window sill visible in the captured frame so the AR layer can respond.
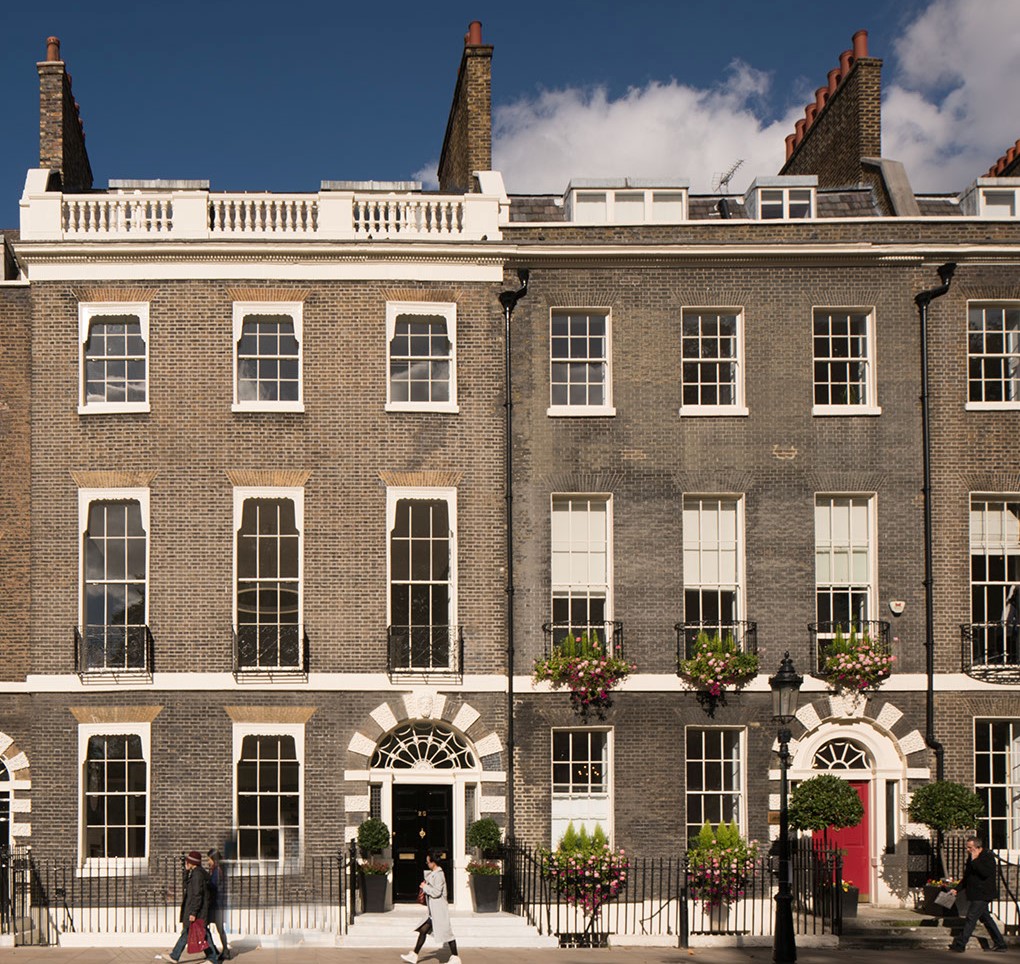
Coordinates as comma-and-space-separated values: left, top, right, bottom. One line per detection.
79, 858, 148, 877
232, 402, 305, 413
679, 406, 749, 417
78, 402, 150, 415
965, 402, 1020, 411
385, 402, 460, 414
812, 405, 882, 417
547, 405, 616, 417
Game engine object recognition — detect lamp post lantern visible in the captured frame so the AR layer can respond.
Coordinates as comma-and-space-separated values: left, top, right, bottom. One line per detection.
769, 651, 803, 964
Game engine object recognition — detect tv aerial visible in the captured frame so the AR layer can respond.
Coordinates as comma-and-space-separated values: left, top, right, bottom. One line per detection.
712, 158, 744, 194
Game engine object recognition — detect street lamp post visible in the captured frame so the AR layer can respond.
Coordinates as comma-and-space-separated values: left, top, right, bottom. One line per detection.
770, 651, 803, 964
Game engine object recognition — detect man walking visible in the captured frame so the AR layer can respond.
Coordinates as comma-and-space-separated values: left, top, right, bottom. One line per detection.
949, 835, 1008, 952
166, 850, 220, 964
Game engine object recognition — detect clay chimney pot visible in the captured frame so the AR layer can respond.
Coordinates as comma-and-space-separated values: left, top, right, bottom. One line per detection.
839, 49, 854, 75
785, 133, 796, 160
852, 30, 869, 59
1007, 147, 1018, 165
46, 36, 61, 61
805, 103, 817, 126
467, 21, 482, 45
794, 118, 806, 146
827, 68, 841, 94
815, 86, 828, 111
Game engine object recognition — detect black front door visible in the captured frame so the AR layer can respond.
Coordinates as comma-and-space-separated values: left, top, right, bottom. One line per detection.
392, 784, 453, 902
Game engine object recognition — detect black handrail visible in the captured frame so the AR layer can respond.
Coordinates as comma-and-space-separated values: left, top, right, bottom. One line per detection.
74, 625, 154, 677
961, 622, 1020, 673
232, 625, 309, 677
675, 620, 758, 666
386, 624, 463, 676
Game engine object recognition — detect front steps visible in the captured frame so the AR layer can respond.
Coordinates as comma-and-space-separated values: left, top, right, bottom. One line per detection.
840, 905, 973, 951
340, 904, 558, 948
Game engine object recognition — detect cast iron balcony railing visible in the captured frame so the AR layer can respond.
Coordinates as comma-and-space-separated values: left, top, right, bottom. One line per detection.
674, 620, 758, 670
386, 624, 464, 678
74, 625, 154, 679
961, 622, 1020, 677
541, 620, 624, 659
232, 624, 309, 679
808, 619, 891, 676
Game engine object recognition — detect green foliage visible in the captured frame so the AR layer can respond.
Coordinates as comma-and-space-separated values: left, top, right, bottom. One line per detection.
907, 781, 984, 833
357, 817, 391, 856
467, 817, 503, 857
533, 630, 634, 720
686, 821, 760, 907
788, 775, 865, 832
678, 630, 759, 697
539, 822, 628, 915
822, 627, 895, 692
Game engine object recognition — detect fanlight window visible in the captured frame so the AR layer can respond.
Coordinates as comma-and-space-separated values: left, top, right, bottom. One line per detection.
370, 723, 476, 770
813, 739, 870, 770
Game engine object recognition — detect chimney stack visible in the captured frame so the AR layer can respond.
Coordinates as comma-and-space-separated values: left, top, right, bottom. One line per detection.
37, 36, 93, 191
780, 29, 881, 189
437, 21, 493, 193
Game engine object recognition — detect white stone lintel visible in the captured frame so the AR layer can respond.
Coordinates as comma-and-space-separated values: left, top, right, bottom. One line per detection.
348, 732, 376, 757
475, 733, 503, 758
898, 730, 926, 755
795, 704, 822, 731
370, 702, 398, 734
452, 704, 480, 733
875, 703, 904, 731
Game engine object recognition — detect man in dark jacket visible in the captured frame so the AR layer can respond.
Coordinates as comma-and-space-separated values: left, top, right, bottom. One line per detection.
950, 836, 1008, 952
166, 850, 221, 964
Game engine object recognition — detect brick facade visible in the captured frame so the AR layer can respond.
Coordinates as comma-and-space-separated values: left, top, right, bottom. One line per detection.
438, 27, 493, 194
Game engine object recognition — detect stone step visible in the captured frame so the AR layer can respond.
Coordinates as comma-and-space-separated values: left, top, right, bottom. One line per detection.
340, 909, 558, 948
840, 913, 963, 950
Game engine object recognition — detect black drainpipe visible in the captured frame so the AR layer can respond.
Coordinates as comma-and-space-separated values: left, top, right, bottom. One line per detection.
497, 268, 529, 839
914, 261, 955, 782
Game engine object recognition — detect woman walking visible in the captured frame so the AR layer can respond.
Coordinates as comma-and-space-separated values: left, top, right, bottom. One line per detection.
401, 849, 460, 964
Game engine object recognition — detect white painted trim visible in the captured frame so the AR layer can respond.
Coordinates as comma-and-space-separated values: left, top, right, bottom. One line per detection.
965, 402, 1020, 411
680, 406, 750, 417
77, 721, 151, 871
232, 487, 304, 642
77, 487, 151, 639
679, 307, 746, 413
231, 721, 306, 867
812, 405, 883, 416
550, 726, 614, 845
385, 486, 458, 653
231, 301, 304, 411
682, 725, 747, 838
547, 405, 617, 417
78, 302, 150, 414
384, 301, 458, 413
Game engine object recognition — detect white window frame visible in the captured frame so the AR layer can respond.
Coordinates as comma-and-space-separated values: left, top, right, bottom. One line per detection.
550, 493, 614, 634
78, 487, 151, 654
814, 493, 877, 628
973, 717, 1020, 855
385, 301, 458, 414
78, 302, 151, 415
548, 308, 615, 417
567, 187, 688, 224
232, 301, 304, 413
811, 307, 881, 416
232, 721, 306, 871
78, 721, 151, 873
550, 727, 613, 846
966, 301, 1020, 410
679, 308, 748, 416
979, 187, 1020, 219
386, 486, 459, 647
684, 725, 746, 842
232, 486, 305, 659
755, 187, 815, 220
682, 495, 746, 631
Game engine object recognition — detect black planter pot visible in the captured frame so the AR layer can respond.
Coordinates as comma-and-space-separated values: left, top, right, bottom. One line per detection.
470, 873, 501, 912
841, 885, 859, 919
922, 883, 952, 917
361, 872, 389, 913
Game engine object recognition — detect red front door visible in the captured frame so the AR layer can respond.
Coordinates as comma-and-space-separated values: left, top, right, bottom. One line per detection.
817, 779, 870, 900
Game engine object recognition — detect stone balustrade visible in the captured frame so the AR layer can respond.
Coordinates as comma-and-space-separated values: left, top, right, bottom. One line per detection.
19, 173, 504, 242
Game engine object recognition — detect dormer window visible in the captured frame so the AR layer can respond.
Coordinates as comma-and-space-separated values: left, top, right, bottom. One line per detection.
744, 177, 817, 220
981, 189, 1018, 219
959, 179, 1020, 219
567, 180, 688, 224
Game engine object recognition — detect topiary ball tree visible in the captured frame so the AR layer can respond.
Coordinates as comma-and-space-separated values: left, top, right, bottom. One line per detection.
788, 775, 864, 850
907, 780, 984, 877
357, 817, 391, 857
467, 817, 503, 858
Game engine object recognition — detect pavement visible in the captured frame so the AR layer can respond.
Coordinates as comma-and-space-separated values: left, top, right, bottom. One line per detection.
0, 943, 1013, 964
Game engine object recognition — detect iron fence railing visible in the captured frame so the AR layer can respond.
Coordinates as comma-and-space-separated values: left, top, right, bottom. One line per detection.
232, 625, 309, 678
675, 620, 758, 667
502, 836, 842, 947
0, 849, 349, 944
935, 833, 1020, 930
961, 622, 1020, 675
541, 621, 624, 660
808, 620, 891, 675
386, 624, 464, 678
74, 626, 154, 678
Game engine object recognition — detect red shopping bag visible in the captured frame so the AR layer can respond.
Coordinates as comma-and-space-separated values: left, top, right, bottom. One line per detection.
187, 919, 210, 953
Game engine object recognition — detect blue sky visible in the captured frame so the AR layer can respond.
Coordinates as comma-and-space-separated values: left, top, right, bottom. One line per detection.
2, 0, 1019, 228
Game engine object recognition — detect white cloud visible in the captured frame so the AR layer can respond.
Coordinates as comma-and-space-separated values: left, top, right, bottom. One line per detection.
417, 0, 1020, 196
883, 0, 1020, 191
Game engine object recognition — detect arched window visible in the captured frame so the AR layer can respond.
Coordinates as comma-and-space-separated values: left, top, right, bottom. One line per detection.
813, 739, 870, 770
371, 723, 476, 770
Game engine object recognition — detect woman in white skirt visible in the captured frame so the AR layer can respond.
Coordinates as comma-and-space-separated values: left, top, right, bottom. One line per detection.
401, 849, 460, 964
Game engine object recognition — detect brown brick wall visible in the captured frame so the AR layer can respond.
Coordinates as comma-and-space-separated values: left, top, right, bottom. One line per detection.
781, 58, 882, 187
438, 45, 493, 194
38, 61, 93, 191
0, 284, 31, 682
